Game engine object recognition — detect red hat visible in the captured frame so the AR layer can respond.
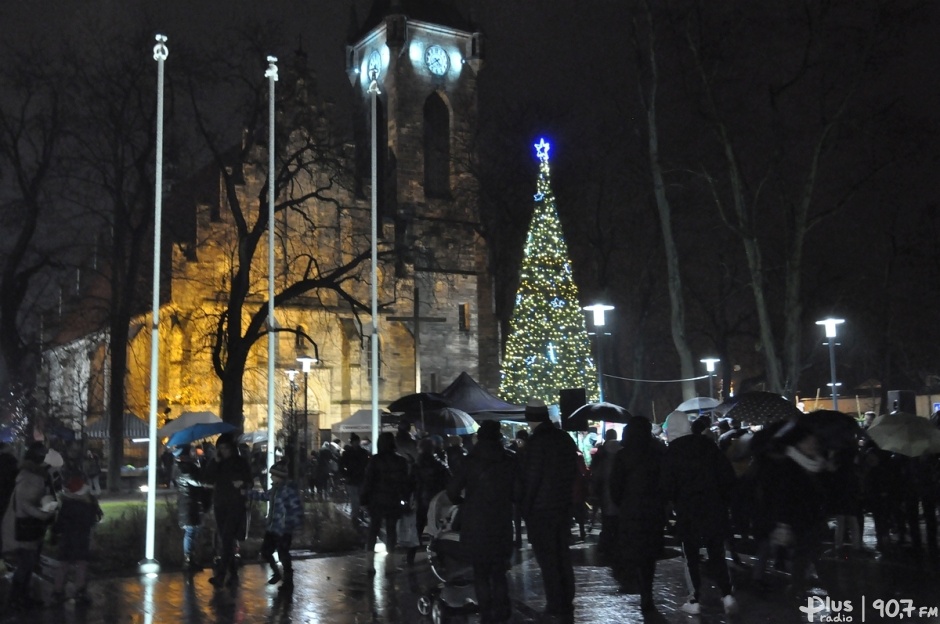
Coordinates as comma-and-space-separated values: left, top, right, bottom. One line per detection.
66, 476, 87, 493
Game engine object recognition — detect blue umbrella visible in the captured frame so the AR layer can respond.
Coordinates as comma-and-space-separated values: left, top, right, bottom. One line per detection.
167, 421, 236, 447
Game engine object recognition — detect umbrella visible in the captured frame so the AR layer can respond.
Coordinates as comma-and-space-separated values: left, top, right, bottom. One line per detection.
721, 391, 802, 426
159, 411, 222, 437
676, 397, 720, 413
867, 412, 940, 457
797, 410, 862, 450
240, 429, 269, 445
388, 392, 449, 413
167, 421, 236, 447
418, 407, 478, 436
568, 402, 632, 425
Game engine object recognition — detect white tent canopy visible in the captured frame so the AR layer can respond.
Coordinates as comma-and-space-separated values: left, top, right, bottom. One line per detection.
330, 409, 397, 437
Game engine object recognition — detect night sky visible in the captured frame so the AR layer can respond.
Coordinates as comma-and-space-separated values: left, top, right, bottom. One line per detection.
3, 1, 939, 408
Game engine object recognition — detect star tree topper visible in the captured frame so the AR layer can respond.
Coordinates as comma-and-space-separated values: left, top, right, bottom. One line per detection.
534, 138, 551, 163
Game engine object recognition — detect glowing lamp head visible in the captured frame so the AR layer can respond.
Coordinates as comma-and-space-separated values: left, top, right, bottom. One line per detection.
297, 354, 318, 373
583, 303, 614, 326
816, 318, 845, 338
700, 358, 720, 373
286, 369, 298, 382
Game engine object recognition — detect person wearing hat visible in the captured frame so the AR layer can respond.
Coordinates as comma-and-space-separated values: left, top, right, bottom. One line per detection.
1, 442, 56, 610
249, 460, 304, 589
174, 444, 209, 572
203, 432, 253, 588
447, 419, 517, 623
517, 399, 579, 621
51, 475, 102, 604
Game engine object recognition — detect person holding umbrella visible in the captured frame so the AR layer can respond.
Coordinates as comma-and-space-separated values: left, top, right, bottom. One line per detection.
203, 432, 253, 588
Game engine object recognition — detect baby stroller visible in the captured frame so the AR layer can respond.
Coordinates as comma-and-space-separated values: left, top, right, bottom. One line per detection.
416, 490, 477, 623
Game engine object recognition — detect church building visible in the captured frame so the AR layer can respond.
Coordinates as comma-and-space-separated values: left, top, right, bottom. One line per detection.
40, 0, 500, 448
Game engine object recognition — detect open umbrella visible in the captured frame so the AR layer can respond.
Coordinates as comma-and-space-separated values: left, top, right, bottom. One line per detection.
239, 429, 269, 445
797, 410, 862, 450
676, 397, 720, 413
418, 407, 478, 436
721, 391, 802, 426
158, 411, 222, 438
167, 421, 235, 447
568, 402, 632, 426
388, 392, 449, 413
867, 412, 940, 457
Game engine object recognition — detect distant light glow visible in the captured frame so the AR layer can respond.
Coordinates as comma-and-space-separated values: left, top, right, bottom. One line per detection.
583, 303, 614, 326
700, 357, 720, 373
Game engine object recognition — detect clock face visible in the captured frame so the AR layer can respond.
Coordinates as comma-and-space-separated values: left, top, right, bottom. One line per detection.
366, 50, 381, 79
424, 45, 449, 76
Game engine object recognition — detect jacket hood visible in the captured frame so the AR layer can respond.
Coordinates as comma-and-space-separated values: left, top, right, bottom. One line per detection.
664, 411, 692, 443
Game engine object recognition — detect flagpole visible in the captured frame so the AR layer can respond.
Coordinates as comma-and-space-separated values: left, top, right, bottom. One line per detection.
368, 69, 381, 448
141, 33, 168, 576
265, 56, 278, 489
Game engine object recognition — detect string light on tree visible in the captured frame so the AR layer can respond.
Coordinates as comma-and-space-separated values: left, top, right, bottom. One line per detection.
499, 138, 597, 406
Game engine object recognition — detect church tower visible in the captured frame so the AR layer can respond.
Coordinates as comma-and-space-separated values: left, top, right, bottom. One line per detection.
346, 0, 499, 392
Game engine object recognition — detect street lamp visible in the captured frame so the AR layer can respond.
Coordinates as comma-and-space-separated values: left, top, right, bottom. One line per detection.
583, 303, 614, 402
296, 352, 318, 457
816, 318, 845, 411
286, 369, 298, 477
264, 55, 278, 490
700, 358, 720, 400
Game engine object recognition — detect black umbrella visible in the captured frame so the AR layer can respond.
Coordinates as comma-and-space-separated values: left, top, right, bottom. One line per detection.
722, 391, 802, 426
567, 402, 632, 428
387, 392, 449, 413
797, 410, 862, 450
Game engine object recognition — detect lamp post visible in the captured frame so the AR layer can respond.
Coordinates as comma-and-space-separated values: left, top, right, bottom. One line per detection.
368, 68, 381, 446
142, 33, 168, 577
296, 353, 317, 457
583, 303, 614, 402
701, 358, 720, 400
286, 369, 298, 477
816, 318, 845, 411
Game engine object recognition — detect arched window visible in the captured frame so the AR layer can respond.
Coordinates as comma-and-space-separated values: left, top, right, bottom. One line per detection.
423, 94, 450, 198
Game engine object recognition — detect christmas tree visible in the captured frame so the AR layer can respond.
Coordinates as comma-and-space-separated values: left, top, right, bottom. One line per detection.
499, 138, 598, 407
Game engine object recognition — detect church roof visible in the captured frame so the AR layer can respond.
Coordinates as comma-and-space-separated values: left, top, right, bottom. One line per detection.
353, 0, 473, 41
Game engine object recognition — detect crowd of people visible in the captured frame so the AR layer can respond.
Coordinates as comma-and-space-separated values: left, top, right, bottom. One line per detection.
2, 402, 936, 620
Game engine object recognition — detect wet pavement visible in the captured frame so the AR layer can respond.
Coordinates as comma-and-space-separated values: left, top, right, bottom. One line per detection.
3, 520, 940, 624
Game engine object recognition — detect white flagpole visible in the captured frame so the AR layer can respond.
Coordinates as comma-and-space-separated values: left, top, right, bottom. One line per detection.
265, 56, 278, 488
368, 69, 381, 448
142, 33, 168, 576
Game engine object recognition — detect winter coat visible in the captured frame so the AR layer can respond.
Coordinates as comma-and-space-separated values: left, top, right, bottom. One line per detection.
176, 459, 207, 527
590, 439, 622, 516
82, 453, 101, 478
1, 459, 54, 553
609, 423, 665, 562
53, 487, 101, 561
660, 414, 736, 542
415, 451, 450, 511
361, 450, 412, 517
758, 448, 826, 538
203, 454, 253, 513
340, 444, 370, 487
518, 422, 579, 519
250, 480, 305, 535
446, 438, 517, 564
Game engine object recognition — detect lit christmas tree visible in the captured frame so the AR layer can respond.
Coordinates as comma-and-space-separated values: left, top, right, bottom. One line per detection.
499, 138, 598, 407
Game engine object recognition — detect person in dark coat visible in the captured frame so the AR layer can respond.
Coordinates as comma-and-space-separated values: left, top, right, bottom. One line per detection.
414, 437, 450, 537
174, 444, 208, 571
447, 420, 518, 624
51, 476, 102, 603
609, 416, 664, 612
0, 443, 18, 556
590, 429, 622, 556
660, 411, 739, 616
2, 442, 57, 611
360, 431, 413, 575
517, 400, 579, 622
757, 423, 829, 596
340, 433, 371, 526
203, 432, 253, 587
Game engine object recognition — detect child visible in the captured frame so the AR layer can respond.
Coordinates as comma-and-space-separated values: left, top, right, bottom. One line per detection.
52, 476, 102, 604
249, 461, 304, 589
